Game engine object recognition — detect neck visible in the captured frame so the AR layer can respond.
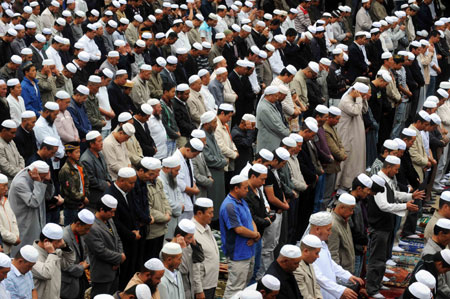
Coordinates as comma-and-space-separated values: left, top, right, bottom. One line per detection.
164, 262, 175, 272
89, 147, 99, 157
194, 215, 206, 227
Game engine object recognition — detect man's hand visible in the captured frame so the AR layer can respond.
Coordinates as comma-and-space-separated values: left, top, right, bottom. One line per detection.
79, 260, 89, 269
406, 200, 419, 212
83, 197, 89, 205
195, 292, 206, 299
176, 236, 187, 248
44, 240, 55, 254
121, 253, 126, 263
412, 189, 425, 200
349, 276, 364, 286
150, 215, 155, 224
165, 213, 171, 222
29, 168, 41, 181
14, 237, 20, 245
341, 288, 358, 299
133, 230, 141, 240
247, 239, 255, 246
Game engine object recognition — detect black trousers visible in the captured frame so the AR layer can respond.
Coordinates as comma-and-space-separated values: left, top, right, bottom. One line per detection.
145, 235, 164, 260
366, 229, 393, 296
90, 275, 119, 298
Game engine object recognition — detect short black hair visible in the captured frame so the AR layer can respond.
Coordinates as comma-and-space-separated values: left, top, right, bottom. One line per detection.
23, 62, 35, 74
97, 200, 113, 212
285, 28, 297, 37
254, 153, 270, 164
434, 251, 450, 268
439, 199, 450, 210
184, 139, 201, 153
256, 280, 275, 295
429, 30, 440, 38
248, 168, 263, 179
351, 177, 366, 191
280, 68, 293, 76
217, 109, 233, 116
174, 225, 189, 237
434, 224, 450, 236
39, 232, 57, 242
163, 82, 176, 92
194, 204, 210, 215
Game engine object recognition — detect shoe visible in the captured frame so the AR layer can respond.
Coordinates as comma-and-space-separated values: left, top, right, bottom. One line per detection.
398, 240, 409, 246
392, 246, 405, 252
386, 259, 397, 266
382, 276, 390, 282
385, 269, 395, 274
372, 292, 386, 299
406, 234, 420, 239
380, 286, 390, 290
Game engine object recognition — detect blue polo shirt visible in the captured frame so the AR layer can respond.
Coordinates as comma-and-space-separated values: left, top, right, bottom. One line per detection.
219, 193, 255, 261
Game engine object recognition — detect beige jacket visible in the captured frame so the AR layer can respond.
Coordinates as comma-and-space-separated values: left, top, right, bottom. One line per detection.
214, 116, 238, 171
380, 65, 401, 105
408, 124, 428, 183
294, 260, 323, 299
0, 137, 24, 183
126, 135, 144, 168
424, 210, 443, 242
290, 70, 308, 107
125, 22, 139, 47
147, 178, 172, 239
287, 156, 307, 192
418, 51, 434, 85
103, 133, 131, 181
0, 197, 19, 254
186, 89, 207, 128
130, 75, 151, 108
328, 211, 355, 273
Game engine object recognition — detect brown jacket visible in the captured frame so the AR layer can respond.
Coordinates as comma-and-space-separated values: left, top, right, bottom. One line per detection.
323, 122, 346, 174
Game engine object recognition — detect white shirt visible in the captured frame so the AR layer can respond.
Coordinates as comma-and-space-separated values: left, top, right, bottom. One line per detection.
215, 16, 228, 33
6, 94, 25, 126
178, 31, 192, 51
200, 84, 216, 111
45, 46, 64, 72
268, 49, 285, 77
78, 35, 101, 61
244, 58, 260, 94
281, 17, 295, 34
33, 115, 65, 167
429, 47, 439, 77
173, 149, 196, 212
97, 86, 112, 131
313, 241, 352, 299
148, 114, 168, 159
374, 171, 412, 217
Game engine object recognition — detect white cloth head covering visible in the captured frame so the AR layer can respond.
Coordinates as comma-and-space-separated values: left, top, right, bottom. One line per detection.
301, 234, 323, 248
161, 242, 182, 255
162, 156, 180, 168
195, 197, 213, 208
408, 282, 432, 299
338, 193, 356, 205
239, 290, 262, 299
279, 244, 301, 258
28, 160, 50, 173
414, 270, 436, 290
20, 245, 39, 263
357, 173, 373, 188
309, 211, 332, 226
122, 123, 135, 136
78, 209, 95, 224
200, 111, 216, 125
144, 258, 165, 271
141, 157, 162, 170
136, 284, 152, 299
42, 223, 63, 240
101, 194, 118, 209
261, 274, 280, 291
0, 252, 11, 268
178, 219, 196, 234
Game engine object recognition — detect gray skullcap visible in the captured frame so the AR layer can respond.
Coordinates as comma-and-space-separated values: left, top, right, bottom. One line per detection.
86, 130, 101, 141
178, 219, 196, 234
191, 129, 206, 139
161, 242, 182, 255
408, 282, 432, 299
261, 274, 280, 291
415, 270, 436, 290
251, 163, 267, 174
301, 234, 323, 248
394, 138, 406, 150
162, 155, 181, 168
338, 193, 356, 205
385, 155, 401, 165
195, 197, 213, 208
383, 139, 399, 150
42, 223, 63, 240
122, 122, 135, 136
118, 167, 136, 178
1, 119, 17, 129
259, 149, 273, 161
21, 110, 36, 119
357, 173, 373, 188
309, 211, 332, 226
200, 111, 216, 124
144, 258, 165, 271
101, 194, 118, 209
279, 244, 301, 258
371, 174, 385, 187
78, 209, 95, 224
141, 157, 162, 170
20, 245, 39, 263
275, 147, 290, 161
230, 174, 247, 185
141, 103, 153, 115
76, 85, 90, 95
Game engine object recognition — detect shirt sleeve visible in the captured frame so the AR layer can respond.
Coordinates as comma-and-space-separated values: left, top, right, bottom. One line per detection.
225, 202, 242, 229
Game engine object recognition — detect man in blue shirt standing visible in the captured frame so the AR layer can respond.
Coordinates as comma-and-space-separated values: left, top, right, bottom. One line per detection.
219, 174, 260, 299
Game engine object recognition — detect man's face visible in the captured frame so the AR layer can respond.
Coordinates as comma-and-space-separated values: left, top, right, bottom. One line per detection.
57, 98, 71, 111
190, 80, 202, 92
148, 169, 161, 182
386, 164, 400, 178
284, 257, 301, 272
166, 64, 177, 72
339, 204, 355, 220
235, 180, 249, 198
149, 269, 165, 287
0, 267, 10, 281
2, 128, 17, 142
302, 247, 321, 264
75, 223, 92, 236
0, 183, 8, 197
183, 233, 194, 246
200, 207, 214, 225
314, 223, 332, 242
0, 84, 6, 98
170, 166, 181, 178
170, 254, 182, 269
120, 176, 137, 192
251, 173, 267, 188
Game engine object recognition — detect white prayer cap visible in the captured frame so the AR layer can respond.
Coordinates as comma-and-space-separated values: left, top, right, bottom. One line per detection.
338, 193, 356, 205
114, 39, 126, 47
118, 167, 136, 178
161, 242, 182, 255
231, 24, 241, 32
265, 44, 275, 52
371, 174, 385, 187
133, 14, 143, 23
42, 223, 63, 240
200, 111, 216, 125
315, 104, 329, 114
146, 99, 159, 107
162, 155, 181, 168
119, 18, 129, 25
208, 13, 218, 20
437, 89, 449, 99
263, 13, 273, 20
436, 218, 450, 232
191, 129, 206, 139
309, 211, 332, 226
259, 149, 273, 161
118, 112, 132, 123
332, 48, 343, 55
167, 56, 178, 65
442, 249, 450, 265
402, 128, 416, 137
441, 191, 450, 202
319, 58, 331, 66
256, 20, 265, 27
415, 270, 436, 290
0, 119, 15, 130
10, 55, 22, 65
275, 147, 290, 161
20, 110, 35, 119
78, 51, 90, 62
50, 0, 60, 7
315, 26, 325, 32
76, 85, 90, 95
190, 138, 204, 152
336, 44, 348, 51
136, 284, 151, 299
101, 194, 118, 209
244, 1, 252, 7
178, 219, 196, 234
215, 67, 227, 75
94, 295, 114, 299
261, 274, 280, 291
431, 113, 441, 125
78, 209, 95, 225
35, 34, 46, 43
21, 48, 32, 55
0, 174, 7, 184
30, 2, 39, 7
230, 174, 247, 185
408, 282, 432, 299
156, 57, 167, 67
175, 48, 188, 56
75, 10, 85, 18
64, 63, 77, 74
239, 290, 262, 299
176, 84, 189, 92
435, 20, 444, 26
394, 138, 406, 150
20, 245, 39, 263
355, 31, 367, 37
251, 163, 267, 174
308, 61, 319, 74
286, 65, 297, 76
385, 155, 400, 165
198, 69, 209, 78
189, 75, 201, 85
0, 252, 11, 268
440, 81, 450, 89
6, 78, 19, 87
263, 86, 279, 95
353, 82, 369, 93
56, 17, 66, 26
279, 244, 301, 258
141, 157, 162, 170
43, 101, 59, 111
395, 10, 406, 18
42, 136, 59, 147
357, 173, 373, 188
420, 39, 429, 46
304, 118, 318, 133
328, 106, 341, 116
144, 258, 165, 271
289, 133, 303, 143
195, 197, 213, 208
135, 40, 146, 48
140, 103, 153, 115
85, 130, 101, 141
381, 52, 392, 59
282, 137, 296, 148
215, 32, 225, 40
122, 122, 135, 136
242, 114, 256, 122
301, 234, 323, 248
377, 70, 392, 82
383, 139, 399, 151
423, 100, 437, 109
372, 21, 381, 28
410, 40, 421, 48
273, 35, 286, 44
142, 32, 152, 39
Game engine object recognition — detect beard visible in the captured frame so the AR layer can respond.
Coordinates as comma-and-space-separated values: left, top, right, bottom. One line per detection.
168, 172, 178, 189
154, 113, 161, 120
146, 281, 157, 293
45, 115, 54, 125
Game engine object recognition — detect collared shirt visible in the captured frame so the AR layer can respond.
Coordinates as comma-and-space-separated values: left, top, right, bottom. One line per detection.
114, 182, 128, 204
219, 193, 255, 261
374, 171, 411, 217
2, 264, 35, 299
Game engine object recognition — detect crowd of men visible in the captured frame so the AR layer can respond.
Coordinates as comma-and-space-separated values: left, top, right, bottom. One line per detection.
0, 0, 448, 298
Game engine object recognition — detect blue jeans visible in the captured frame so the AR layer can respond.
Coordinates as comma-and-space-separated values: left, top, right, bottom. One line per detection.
313, 175, 325, 213
249, 239, 262, 285
64, 208, 79, 226
166, 140, 177, 157
391, 102, 409, 138
426, 76, 436, 97
354, 254, 363, 277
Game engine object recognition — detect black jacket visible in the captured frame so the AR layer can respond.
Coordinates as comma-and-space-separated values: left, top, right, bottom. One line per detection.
222, 43, 238, 73
231, 125, 256, 174
327, 61, 346, 99
346, 42, 368, 83
107, 81, 129, 128
133, 118, 157, 157
265, 261, 303, 299
228, 71, 255, 126
171, 96, 196, 137
14, 125, 37, 162
244, 187, 270, 235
